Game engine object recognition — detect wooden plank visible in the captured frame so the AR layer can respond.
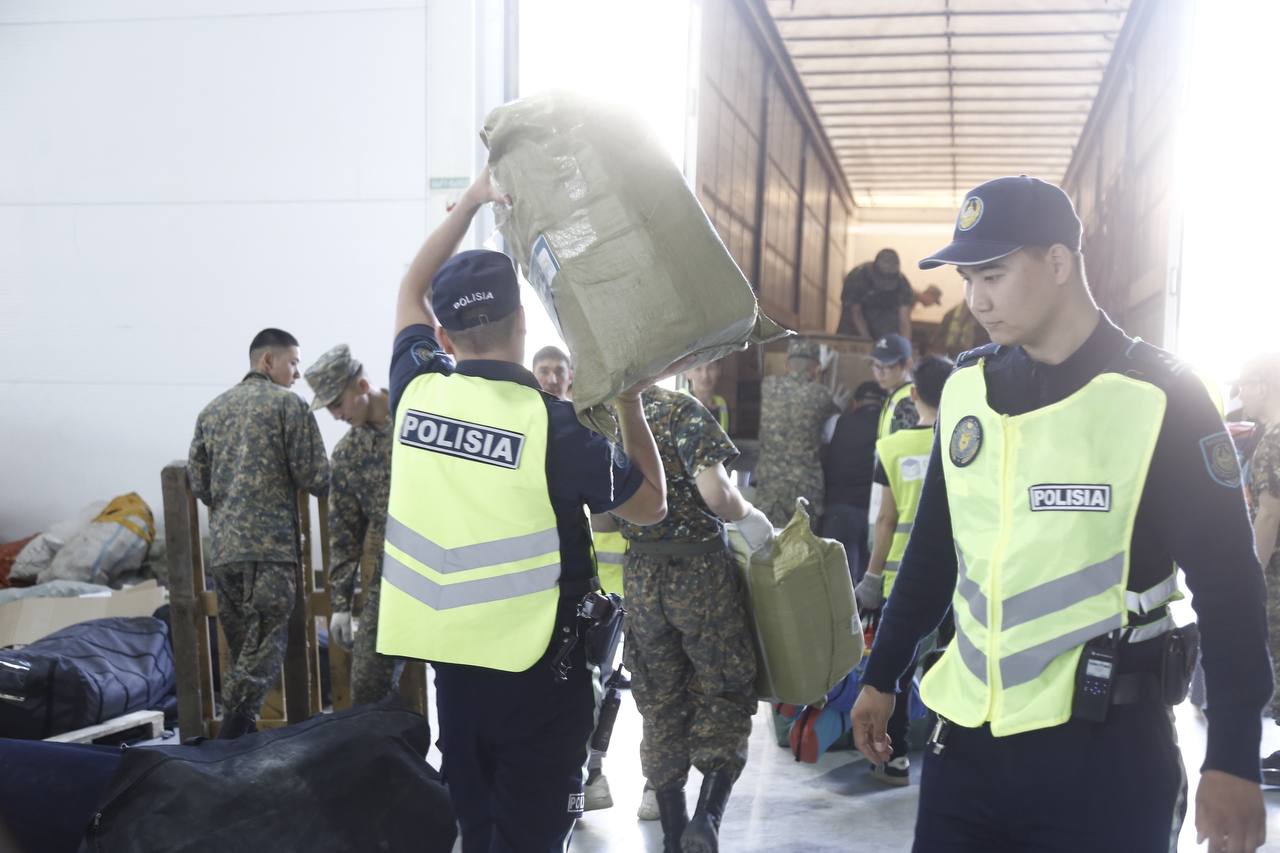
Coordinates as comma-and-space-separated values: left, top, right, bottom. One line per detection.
46, 710, 164, 744
161, 462, 208, 741
282, 491, 313, 725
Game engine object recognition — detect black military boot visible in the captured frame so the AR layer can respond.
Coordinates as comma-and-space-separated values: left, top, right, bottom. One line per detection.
655, 786, 689, 853
681, 768, 734, 853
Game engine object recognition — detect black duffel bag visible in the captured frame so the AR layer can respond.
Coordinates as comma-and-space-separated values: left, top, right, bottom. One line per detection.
84, 700, 455, 853
0, 616, 175, 739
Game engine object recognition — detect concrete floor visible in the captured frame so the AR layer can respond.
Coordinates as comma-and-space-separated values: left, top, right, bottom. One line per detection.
557, 692, 1280, 853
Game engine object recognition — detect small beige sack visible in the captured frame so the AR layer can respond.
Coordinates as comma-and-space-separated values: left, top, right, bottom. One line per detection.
482, 91, 786, 432
730, 499, 864, 705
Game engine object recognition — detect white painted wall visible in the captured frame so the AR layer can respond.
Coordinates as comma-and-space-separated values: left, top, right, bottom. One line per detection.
0, 0, 509, 541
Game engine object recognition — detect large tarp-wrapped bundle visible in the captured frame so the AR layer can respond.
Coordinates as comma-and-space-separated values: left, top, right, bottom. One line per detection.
482, 91, 787, 431
730, 499, 863, 705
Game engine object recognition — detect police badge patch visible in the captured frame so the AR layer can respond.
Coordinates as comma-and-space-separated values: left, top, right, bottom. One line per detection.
950, 416, 983, 467
1199, 431, 1241, 488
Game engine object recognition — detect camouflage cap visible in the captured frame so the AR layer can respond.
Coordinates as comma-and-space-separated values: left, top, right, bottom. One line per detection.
304, 344, 362, 411
787, 338, 822, 362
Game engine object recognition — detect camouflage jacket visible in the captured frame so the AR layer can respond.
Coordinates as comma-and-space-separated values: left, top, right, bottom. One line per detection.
189, 372, 330, 567
328, 416, 392, 613
616, 386, 738, 544
754, 371, 839, 486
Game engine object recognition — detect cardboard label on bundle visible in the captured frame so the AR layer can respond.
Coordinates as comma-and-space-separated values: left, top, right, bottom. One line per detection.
530, 234, 561, 295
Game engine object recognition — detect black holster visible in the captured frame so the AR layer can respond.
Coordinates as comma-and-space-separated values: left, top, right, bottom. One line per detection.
1161, 623, 1200, 706
579, 591, 626, 669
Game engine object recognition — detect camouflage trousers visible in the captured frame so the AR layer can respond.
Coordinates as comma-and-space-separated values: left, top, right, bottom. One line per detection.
351, 563, 403, 706
623, 546, 757, 790
213, 561, 295, 718
1268, 551, 1280, 721
753, 477, 823, 529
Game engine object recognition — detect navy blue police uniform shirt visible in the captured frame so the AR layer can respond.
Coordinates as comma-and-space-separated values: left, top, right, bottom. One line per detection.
390, 324, 644, 591
863, 313, 1272, 783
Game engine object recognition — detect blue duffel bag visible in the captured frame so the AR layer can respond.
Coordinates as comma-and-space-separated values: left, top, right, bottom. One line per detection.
0, 616, 175, 739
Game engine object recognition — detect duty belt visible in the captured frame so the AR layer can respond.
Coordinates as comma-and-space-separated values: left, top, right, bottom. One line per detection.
627, 529, 728, 557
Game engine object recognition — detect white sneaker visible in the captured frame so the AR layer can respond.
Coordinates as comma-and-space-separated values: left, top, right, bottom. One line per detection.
637, 785, 659, 820
584, 773, 613, 811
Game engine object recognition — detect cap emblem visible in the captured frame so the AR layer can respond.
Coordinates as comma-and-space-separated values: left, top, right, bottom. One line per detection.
957, 197, 983, 232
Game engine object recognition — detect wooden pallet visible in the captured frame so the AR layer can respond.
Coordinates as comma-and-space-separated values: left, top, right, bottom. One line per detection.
160, 462, 427, 739
46, 709, 165, 744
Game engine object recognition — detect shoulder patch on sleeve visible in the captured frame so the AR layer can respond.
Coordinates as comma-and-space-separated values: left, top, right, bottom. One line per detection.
410, 341, 436, 366
1200, 431, 1242, 488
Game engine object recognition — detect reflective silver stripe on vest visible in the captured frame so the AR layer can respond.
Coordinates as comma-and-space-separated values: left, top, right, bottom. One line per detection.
1125, 574, 1179, 615
382, 552, 560, 610
596, 552, 625, 565
1126, 611, 1175, 643
886, 561, 900, 573
955, 551, 988, 629
1000, 553, 1125, 631
954, 624, 988, 684
386, 515, 559, 574
895, 522, 913, 535
999, 613, 1124, 689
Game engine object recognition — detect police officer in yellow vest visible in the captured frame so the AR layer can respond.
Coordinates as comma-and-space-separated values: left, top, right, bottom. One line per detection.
851, 176, 1271, 853
854, 355, 952, 787
684, 359, 731, 434
379, 167, 668, 852
872, 333, 919, 440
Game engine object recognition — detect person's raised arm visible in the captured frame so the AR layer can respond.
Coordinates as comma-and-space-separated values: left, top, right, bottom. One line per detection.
608, 385, 667, 526
396, 166, 509, 336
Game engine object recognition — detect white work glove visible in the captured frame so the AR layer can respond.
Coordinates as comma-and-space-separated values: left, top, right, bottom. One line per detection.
735, 505, 777, 558
329, 611, 354, 650
818, 344, 838, 372
855, 572, 885, 612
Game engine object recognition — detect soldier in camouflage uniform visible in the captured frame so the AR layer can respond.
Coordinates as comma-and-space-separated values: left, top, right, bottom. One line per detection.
188, 328, 330, 738
599, 386, 774, 853
753, 338, 842, 528
304, 344, 403, 706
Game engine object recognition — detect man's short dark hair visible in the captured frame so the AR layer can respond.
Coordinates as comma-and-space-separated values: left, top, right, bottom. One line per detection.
445, 311, 520, 355
532, 345, 571, 367
249, 328, 298, 359
913, 355, 954, 409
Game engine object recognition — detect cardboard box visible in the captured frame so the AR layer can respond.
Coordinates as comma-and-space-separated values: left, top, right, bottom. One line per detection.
0, 580, 168, 647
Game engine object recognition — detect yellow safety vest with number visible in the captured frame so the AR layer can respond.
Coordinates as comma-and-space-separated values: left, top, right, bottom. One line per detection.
593, 529, 627, 597
875, 426, 934, 599
878, 382, 913, 440
377, 372, 562, 672
921, 360, 1179, 736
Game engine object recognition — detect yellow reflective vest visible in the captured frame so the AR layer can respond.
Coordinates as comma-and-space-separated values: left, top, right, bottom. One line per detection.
921, 359, 1179, 735
593, 529, 627, 597
878, 382, 913, 440
874, 426, 934, 599
378, 372, 562, 672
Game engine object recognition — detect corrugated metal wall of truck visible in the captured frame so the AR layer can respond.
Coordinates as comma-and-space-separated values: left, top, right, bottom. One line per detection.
1061, 0, 1191, 346
694, 0, 853, 437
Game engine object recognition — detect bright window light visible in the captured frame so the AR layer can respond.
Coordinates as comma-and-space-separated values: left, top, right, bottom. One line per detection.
516, 0, 694, 385
1174, 1, 1280, 391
